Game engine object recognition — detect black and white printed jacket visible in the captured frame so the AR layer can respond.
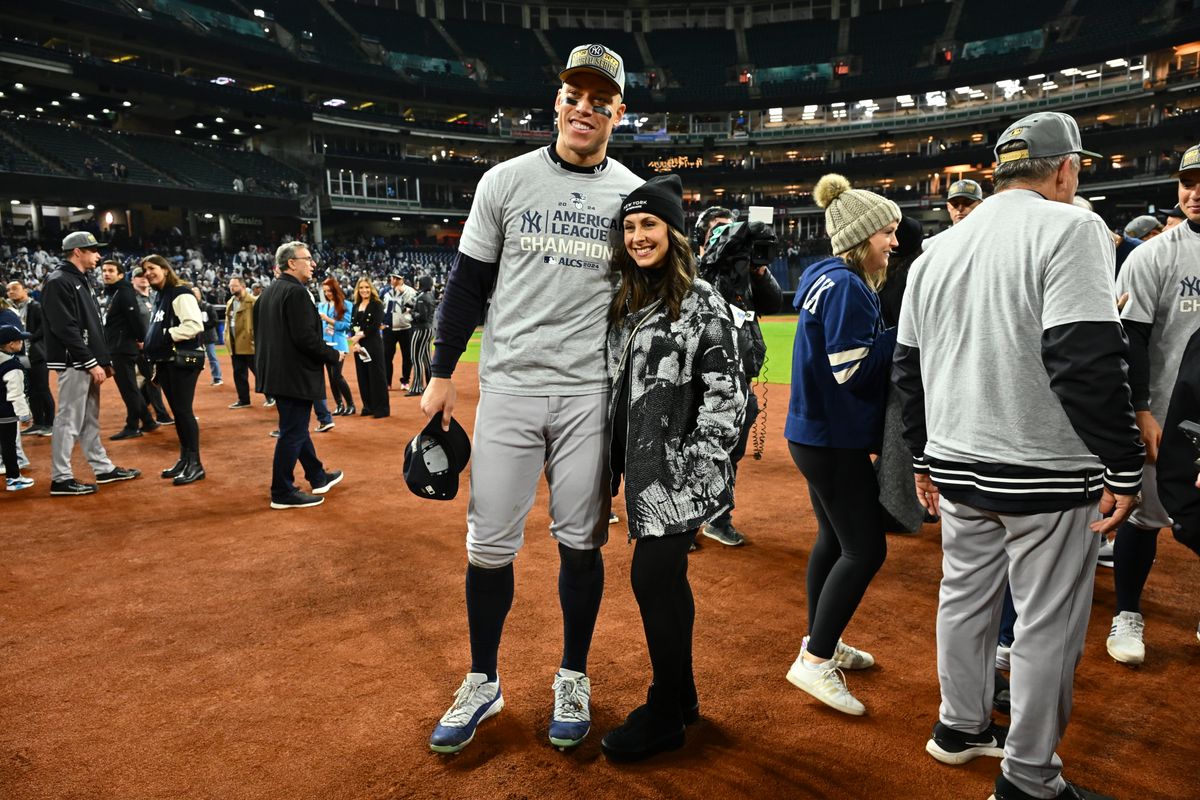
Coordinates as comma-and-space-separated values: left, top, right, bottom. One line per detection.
607, 278, 746, 538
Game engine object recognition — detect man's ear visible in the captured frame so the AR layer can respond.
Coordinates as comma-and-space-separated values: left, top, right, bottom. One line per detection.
612, 102, 626, 128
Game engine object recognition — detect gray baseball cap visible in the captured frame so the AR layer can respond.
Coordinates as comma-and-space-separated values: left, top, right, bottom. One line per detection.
994, 112, 1101, 164
1124, 214, 1162, 239
947, 179, 984, 202
1178, 143, 1200, 175
559, 43, 625, 96
61, 230, 108, 252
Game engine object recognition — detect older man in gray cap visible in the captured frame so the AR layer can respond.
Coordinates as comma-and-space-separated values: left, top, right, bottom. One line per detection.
1124, 214, 1163, 242
895, 112, 1143, 800
41, 231, 140, 495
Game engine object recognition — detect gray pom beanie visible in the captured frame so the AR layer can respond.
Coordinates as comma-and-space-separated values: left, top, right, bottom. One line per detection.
814, 173, 901, 255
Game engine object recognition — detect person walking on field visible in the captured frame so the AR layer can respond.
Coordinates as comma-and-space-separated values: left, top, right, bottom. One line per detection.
423, 43, 642, 754
894, 112, 1144, 800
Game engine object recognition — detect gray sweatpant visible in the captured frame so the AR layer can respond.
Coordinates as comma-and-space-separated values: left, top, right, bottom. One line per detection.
51, 368, 115, 482
466, 391, 610, 569
937, 497, 1100, 799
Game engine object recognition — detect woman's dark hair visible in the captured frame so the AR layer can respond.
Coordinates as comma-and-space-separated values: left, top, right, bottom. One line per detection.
609, 225, 696, 324
322, 277, 346, 320
139, 254, 189, 289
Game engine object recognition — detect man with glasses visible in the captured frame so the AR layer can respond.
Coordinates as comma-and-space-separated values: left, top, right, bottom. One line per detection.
253, 242, 343, 509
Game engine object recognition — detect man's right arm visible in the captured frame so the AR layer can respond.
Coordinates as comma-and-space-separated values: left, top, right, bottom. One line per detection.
430, 251, 500, 379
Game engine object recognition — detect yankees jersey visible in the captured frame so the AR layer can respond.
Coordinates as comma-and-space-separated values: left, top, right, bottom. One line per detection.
786, 257, 896, 450
1116, 220, 1200, 421
458, 147, 642, 395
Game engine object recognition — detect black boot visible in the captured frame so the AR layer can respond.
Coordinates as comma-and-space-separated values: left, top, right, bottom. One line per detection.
161, 454, 186, 479
333, 403, 346, 417
646, 682, 700, 725
600, 703, 686, 762
343, 404, 356, 416
173, 451, 206, 486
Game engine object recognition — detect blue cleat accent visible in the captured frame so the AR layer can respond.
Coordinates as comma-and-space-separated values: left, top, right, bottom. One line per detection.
548, 669, 591, 748
430, 673, 503, 754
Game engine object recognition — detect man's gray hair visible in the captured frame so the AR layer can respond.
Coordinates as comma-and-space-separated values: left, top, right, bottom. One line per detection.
275, 240, 308, 269
993, 144, 1080, 192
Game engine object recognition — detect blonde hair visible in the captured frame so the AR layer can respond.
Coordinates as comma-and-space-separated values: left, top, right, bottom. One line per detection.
840, 239, 886, 291
353, 277, 380, 305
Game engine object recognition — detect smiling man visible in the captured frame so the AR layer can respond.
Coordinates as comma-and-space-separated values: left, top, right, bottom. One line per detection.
422, 44, 643, 754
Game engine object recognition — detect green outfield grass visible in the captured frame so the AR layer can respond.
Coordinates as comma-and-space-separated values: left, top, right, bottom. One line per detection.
450, 316, 798, 385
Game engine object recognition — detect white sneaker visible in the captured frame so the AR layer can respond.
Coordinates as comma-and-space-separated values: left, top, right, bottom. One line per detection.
1097, 536, 1115, 568
786, 645, 866, 715
1107, 611, 1145, 665
803, 636, 875, 670
995, 644, 1011, 671
548, 668, 591, 748
429, 673, 504, 753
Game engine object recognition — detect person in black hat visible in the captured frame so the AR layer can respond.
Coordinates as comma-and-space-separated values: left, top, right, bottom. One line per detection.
0, 323, 35, 491
42, 230, 140, 496
601, 174, 745, 761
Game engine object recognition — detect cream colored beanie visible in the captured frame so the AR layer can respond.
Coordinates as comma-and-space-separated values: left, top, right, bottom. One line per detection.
814, 174, 901, 255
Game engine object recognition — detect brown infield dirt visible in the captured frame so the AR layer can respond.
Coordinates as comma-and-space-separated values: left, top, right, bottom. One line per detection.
2, 357, 1198, 800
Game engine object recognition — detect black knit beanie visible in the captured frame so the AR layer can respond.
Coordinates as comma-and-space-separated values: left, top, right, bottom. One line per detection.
620, 174, 686, 235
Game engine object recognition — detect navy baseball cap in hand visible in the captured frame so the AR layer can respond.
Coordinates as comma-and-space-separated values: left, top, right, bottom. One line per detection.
404, 412, 471, 501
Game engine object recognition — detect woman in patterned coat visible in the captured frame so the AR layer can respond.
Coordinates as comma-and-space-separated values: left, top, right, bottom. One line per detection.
601, 174, 745, 762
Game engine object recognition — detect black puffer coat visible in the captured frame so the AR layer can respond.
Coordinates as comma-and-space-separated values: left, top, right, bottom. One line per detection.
607, 278, 746, 538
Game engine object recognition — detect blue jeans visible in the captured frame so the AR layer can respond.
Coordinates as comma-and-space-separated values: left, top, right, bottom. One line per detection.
999, 583, 1016, 647
314, 397, 333, 425
203, 342, 223, 382
271, 395, 329, 501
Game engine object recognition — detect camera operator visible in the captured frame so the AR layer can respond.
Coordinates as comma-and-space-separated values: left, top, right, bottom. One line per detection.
692, 205, 783, 547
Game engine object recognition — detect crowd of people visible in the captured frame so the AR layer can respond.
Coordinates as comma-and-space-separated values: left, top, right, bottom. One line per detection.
2, 40, 1198, 800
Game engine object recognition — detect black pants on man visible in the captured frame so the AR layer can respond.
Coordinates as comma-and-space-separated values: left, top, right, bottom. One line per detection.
231, 353, 256, 405
27, 357, 54, 427
112, 354, 155, 431
384, 328, 414, 387
271, 395, 331, 502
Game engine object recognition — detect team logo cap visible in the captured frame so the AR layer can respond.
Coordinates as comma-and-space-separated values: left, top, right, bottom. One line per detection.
946, 179, 984, 202
993, 112, 1101, 165
560, 43, 625, 96
403, 412, 472, 501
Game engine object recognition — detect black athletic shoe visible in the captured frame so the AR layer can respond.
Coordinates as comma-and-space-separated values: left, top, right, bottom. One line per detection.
228, 401, 252, 409
109, 428, 142, 441
311, 470, 343, 495
702, 519, 746, 546
270, 491, 324, 510
141, 421, 160, 433
95, 467, 141, 484
991, 775, 1114, 800
50, 479, 98, 496
156, 416, 175, 425
926, 720, 1006, 765
601, 704, 686, 762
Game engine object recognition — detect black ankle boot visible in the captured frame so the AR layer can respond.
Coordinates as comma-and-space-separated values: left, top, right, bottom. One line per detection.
601, 704, 686, 762
161, 457, 186, 479
173, 452, 206, 485
646, 681, 700, 725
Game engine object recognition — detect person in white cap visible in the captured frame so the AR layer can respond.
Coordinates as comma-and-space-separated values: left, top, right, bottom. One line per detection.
895, 112, 1143, 800
1106, 142, 1200, 666
424, 43, 642, 755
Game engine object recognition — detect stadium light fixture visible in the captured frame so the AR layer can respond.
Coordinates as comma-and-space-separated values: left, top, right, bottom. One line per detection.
203, 213, 214, 219
214, 117, 224, 123
175, 129, 181, 134
50, 100, 60, 107
122, 100, 132, 107
13, 82, 23, 90
195, 122, 205, 128
954, 86, 973, 94
102, 108, 110, 113
35, 106, 43, 113
1106, 58, 1128, 68
830, 101, 845, 108
86, 204, 95, 210
1060, 68, 1081, 76
323, 99, 347, 107
70, 92, 81, 99
253, 8, 265, 17
86, 113, 95, 120
253, 124, 262, 130
391, 216, 403, 221
1027, 74, 1045, 81
1088, 196, 1107, 202
10, 200, 20, 205
210, 134, 219, 140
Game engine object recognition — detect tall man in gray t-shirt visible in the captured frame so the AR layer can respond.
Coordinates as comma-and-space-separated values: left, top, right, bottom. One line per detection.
421, 44, 643, 754
894, 112, 1144, 800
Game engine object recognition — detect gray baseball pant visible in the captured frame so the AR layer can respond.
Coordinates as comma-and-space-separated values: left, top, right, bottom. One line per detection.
51, 368, 115, 482
937, 497, 1100, 799
1127, 462, 1172, 529
466, 391, 610, 569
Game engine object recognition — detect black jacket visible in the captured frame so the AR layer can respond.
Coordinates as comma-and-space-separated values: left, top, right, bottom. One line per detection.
16, 299, 46, 362
410, 291, 436, 331
103, 278, 146, 357
199, 300, 219, 345
253, 274, 340, 400
351, 299, 384, 342
1159, 326, 1200, 556
42, 260, 110, 371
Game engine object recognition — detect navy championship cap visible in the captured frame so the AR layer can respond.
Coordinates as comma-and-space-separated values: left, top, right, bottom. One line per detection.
0, 324, 31, 345
404, 412, 472, 501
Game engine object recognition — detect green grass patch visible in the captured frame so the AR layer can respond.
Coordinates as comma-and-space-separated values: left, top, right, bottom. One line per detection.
453, 317, 797, 385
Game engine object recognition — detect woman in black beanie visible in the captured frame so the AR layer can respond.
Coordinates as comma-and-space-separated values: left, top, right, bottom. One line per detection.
601, 175, 745, 761
406, 275, 436, 396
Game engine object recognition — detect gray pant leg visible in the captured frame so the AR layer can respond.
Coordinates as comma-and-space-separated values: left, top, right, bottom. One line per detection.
466, 392, 549, 569
1127, 462, 1172, 529
80, 376, 115, 476
51, 369, 87, 482
50, 369, 114, 482
937, 499, 1010, 733
1001, 503, 1099, 799
544, 393, 610, 553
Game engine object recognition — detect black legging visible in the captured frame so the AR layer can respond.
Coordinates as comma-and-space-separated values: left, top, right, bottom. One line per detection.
158, 362, 200, 457
325, 357, 355, 409
409, 327, 433, 392
630, 530, 698, 723
789, 442, 888, 660
1, 420, 18, 479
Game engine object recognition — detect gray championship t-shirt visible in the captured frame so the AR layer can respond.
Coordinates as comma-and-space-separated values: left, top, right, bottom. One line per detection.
1115, 220, 1200, 421
898, 189, 1119, 472
458, 148, 642, 395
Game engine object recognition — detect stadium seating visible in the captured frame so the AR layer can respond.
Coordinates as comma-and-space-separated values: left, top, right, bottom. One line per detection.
956, 0, 1062, 43
0, 120, 169, 185
746, 19, 839, 69
336, 3, 456, 59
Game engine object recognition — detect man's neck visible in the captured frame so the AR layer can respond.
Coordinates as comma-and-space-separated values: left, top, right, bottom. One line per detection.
551, 142, 607, 172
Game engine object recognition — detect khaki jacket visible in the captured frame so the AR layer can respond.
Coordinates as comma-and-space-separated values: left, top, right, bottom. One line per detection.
225, 291, 256, 355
